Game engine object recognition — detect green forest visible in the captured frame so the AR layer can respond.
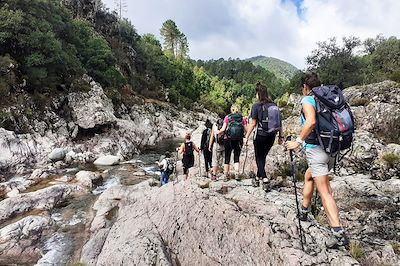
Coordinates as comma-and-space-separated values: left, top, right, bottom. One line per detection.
1, 0, 400, 119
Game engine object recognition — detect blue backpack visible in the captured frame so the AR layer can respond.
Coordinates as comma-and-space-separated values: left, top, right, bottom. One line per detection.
256, 103, 282, 136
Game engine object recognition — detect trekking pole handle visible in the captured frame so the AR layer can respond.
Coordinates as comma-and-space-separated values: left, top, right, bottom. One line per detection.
286, 135, 294, 161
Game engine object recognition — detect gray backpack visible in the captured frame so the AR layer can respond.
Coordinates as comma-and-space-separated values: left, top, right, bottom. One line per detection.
257, 103, 282, 136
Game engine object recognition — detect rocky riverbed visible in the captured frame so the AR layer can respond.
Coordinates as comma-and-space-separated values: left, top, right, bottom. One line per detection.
0, 80, 399, 265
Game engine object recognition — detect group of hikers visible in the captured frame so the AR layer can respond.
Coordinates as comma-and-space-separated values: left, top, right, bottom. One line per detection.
157, 72, 354, 249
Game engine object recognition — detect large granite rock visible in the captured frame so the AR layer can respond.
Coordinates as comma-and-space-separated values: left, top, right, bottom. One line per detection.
344, 80, 400, 144
81, 180, 359, 265
68, 82, 116, 129
0, 216, 52, 264
0, 184, 78, 224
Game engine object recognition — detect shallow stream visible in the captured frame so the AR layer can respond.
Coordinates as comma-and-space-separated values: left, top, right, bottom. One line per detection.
1, 139, 182, 265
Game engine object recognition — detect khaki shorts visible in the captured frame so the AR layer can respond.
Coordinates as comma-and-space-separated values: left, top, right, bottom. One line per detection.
305, 146, 335, 178
212, 144, 224, 167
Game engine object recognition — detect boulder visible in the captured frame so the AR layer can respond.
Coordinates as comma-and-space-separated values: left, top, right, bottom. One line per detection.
68, 83, 116, 129
48, 148, 66, 162
0, 184, 76, 224
93, 155, 120, 166
344, 81, 400, 144
0, 215, 52, 264
82, 181, 358, 265
75, 171, 103, 189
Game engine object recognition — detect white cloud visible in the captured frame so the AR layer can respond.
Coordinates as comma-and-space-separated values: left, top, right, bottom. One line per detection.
101, 0, 400, 69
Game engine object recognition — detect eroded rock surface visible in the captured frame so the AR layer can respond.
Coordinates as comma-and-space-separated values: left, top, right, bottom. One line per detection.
81, 179, 364, 266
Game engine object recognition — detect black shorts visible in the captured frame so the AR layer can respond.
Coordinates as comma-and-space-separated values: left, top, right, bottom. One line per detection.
182, 154, 194, 174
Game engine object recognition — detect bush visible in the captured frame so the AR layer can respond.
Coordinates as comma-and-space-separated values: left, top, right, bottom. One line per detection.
349, 241, 364, 260
382, 153, 400, 168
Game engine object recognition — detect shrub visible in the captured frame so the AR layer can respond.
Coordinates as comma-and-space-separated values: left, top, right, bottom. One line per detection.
382, 153, 400, 168
349, 241, 364, 260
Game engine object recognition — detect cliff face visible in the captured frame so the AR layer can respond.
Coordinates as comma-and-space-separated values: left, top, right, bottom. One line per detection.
0, 75, 215, 174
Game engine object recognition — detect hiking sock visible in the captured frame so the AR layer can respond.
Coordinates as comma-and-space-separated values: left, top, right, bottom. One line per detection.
331, 227, 343, 233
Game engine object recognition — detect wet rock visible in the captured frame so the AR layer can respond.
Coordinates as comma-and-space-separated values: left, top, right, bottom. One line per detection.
28, 169, 50, 182
0, 215, 52, 264
48, 148, 66, 162
94, 155, 120, 166
75, 171, 103, 189
0, 184, 76, 224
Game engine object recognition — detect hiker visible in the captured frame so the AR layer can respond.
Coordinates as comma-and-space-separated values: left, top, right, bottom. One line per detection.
286, 72, 349, 249
208, 118, 225, 180
200, 119, 213, 177
244, 81, 284, 191
179, 132, 200, 181
217, 104, 247, 178
157, 151, 174, 186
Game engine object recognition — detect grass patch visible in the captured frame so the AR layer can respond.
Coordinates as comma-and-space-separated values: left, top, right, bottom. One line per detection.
391, 241, 400, 255
349, 241, 364, 260
275, 158, 308, 181
382, 153, 400, 168
351, 98, 370, 106
198, 181, 210, 189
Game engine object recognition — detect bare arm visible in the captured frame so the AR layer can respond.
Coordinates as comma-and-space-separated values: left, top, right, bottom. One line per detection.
209, 128, 215, 151
287, 103, 316, 150
245, 118, 256, 140
179, 143, 185, 154
193, 143, 200, 153
299, 103, 316, 140
217, 122, 228, 134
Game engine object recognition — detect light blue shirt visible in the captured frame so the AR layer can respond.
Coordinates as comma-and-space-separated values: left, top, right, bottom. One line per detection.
300, 96, 318, 149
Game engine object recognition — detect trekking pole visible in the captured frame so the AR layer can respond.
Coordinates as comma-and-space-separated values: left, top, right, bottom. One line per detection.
198, 152, 202, 177
242, 144, 248, 174
174, 148, 179, 183
287, 136, 305, 251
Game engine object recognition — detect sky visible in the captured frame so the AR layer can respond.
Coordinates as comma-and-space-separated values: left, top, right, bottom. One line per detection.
102, 0, 400, 69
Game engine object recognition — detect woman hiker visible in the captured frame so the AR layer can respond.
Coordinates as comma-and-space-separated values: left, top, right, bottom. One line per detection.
208, 118, 225, 181
217, 104, 247, 179
179, 132, 200, 181
200, 119, 213, 177
244, 81, 284, 191
285, 72, 349, 249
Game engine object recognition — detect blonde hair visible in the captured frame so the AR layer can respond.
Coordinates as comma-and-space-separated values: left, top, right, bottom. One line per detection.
230, 104, 240, 113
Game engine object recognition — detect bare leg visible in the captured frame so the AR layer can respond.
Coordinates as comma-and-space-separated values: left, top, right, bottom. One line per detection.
302, 168, 314, 208
314, 175, 341, 227
224, 164, 230, 175
234, 162, 240, 174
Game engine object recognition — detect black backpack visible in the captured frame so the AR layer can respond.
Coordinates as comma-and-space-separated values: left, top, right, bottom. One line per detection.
304, 85, 355, 155
256, 102, 282, 136
226, 113, 245, 140
184, 141, 194, 156
165, 158, 175, 175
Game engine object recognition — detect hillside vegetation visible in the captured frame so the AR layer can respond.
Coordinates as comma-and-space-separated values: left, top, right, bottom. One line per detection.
247, 56, 298, 81
1, 0, 399, 131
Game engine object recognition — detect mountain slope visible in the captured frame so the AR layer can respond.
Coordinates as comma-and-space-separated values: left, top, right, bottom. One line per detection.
247, 56, 298, 81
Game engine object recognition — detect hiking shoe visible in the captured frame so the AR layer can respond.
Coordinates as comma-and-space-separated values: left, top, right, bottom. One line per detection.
325, 228, 349, 249
252, 177, 260, 187
299, 205, 311, 221
262, 181, 271, 192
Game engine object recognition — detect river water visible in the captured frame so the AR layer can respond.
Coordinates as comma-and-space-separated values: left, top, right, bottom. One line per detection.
1, 139, 182, 265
